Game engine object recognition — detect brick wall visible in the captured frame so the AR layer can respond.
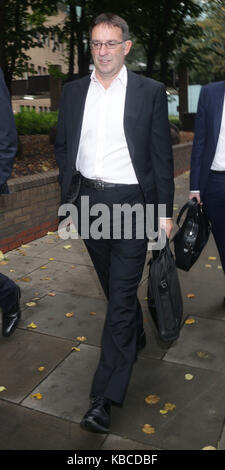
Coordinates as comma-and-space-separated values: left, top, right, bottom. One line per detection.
0, 170, 60, 253
0, 143, 192, 253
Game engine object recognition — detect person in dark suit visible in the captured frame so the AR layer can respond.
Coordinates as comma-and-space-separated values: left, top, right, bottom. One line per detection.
189, 81, 225, 300
0, 67, 21, 336
0, 67, 17, 194
55, 13, 174, 433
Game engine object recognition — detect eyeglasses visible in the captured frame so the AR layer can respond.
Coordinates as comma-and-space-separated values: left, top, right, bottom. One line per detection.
90, 40, 125, 50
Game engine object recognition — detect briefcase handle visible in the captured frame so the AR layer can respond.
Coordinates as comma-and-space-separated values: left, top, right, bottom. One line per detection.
176, 198, 198, 228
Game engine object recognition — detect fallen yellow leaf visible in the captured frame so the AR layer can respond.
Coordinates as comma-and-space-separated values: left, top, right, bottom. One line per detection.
163, 402, 176, 412
197, 351, 209, 359
49, 258, 55, 261
71, 347, 80, 351
218, 265, 222, 269
40, 266, 48, 269
185, 318, 196, 325
47, 232, 55, 235
186, 293, 195, 298
202, 446, 217, 450
32, 297, 40, 301
9, 269, 15, 272
21, 244, 30, 248
145, 394, 160, 405
31, 393, 43, 400
64, 245, 72, 249
159, 409, 168, 415
205, 264, 212, 268
21, 277, 32, 282
0, 251, 5, 261
142, 424, 156, 434
40, 277, 50, 280
27, 322, 37, 329
0, 386, 7, 392
65, 312, 74, 318
38, 367, 45, 372
185, 374, 194, 381
208, 256, 216, 260
26, 302, 37, 307
76, 336, 87, 342
42, 165, 49, 172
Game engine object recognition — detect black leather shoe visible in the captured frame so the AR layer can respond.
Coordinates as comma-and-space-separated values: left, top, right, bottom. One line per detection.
80, 396, 111, 433
2, 286, 21, 337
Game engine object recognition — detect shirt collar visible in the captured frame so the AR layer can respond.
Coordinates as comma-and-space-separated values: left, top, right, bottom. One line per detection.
91, 65, 127, 88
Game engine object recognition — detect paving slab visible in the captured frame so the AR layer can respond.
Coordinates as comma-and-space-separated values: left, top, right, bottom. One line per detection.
0, 329, 75, 403
164, 315, 225, 374
0, 401, 105, 450
14, 259, 104, 301
110, 356, 225, 450
22, 344, 100, 422
100, 434, 160, 450
19, 292, 107, 344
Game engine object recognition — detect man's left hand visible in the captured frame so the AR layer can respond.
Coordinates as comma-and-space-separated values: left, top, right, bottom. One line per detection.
159, 218, 173, 239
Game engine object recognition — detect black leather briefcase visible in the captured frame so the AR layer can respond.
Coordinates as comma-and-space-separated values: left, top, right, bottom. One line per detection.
172, 198, 211, 271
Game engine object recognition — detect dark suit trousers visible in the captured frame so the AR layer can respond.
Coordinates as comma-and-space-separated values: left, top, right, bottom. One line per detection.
202, 171, 225, 275
0, 273, 17, 311
75, 181, 148, 405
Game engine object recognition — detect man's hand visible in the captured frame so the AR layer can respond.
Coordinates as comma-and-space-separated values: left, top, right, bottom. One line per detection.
159, 218, 173, 239
188, 191, 201, 204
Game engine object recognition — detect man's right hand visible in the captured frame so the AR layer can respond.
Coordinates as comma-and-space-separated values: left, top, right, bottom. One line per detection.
188, 192, 201, 204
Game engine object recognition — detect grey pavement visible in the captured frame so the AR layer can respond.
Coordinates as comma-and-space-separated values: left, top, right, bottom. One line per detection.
0, 171, 225, 451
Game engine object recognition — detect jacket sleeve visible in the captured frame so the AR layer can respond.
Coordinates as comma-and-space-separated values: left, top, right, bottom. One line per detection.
151, 83, 174, 218
190, 86, 206, 191
0, 69, 17, 190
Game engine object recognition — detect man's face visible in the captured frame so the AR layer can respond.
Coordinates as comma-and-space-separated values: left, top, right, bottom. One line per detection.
91, 24, 132, 82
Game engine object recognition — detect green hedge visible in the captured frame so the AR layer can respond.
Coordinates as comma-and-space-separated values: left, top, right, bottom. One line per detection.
169, 116, 181, 129
14, 109, 58, 135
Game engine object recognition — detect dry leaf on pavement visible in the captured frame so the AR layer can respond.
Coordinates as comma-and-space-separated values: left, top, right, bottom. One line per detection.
185, 318, 196, 325
142, 424, 156, 434
145, 394, 160, 405
31, 393, 43, 400
0, 386, 7, 392
27, 322, 37, 329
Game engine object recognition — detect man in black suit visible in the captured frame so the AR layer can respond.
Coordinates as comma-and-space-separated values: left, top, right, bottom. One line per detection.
189, 81, 225, 303
55, 13, 174, 433
0, 67, 21, 337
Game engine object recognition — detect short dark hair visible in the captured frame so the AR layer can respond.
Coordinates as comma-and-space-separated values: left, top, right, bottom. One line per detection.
89, 12, 130, 41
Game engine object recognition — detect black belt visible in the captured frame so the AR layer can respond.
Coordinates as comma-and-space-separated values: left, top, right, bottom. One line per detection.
210, 169, 225, 175
81, 176, 138, 190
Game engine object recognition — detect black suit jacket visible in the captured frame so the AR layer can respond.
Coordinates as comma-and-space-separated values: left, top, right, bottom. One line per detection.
55, 69, 174, 217
0, 68, 17, 193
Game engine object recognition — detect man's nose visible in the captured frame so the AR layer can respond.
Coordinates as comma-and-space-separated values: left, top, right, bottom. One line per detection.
99, 43, 108, 54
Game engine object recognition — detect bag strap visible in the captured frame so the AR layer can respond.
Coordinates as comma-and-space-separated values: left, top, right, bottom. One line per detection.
176, 198, 198, 227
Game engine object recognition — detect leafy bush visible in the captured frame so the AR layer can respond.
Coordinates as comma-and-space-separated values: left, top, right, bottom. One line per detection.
169, 116, 181, 129
14, 109, 58, 135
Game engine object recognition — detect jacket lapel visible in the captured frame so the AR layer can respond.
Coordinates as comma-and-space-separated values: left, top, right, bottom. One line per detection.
124, 71, 144, 160
71, 75, 91, 169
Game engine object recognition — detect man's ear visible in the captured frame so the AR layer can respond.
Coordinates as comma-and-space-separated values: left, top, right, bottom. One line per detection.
124, 40, 132, 56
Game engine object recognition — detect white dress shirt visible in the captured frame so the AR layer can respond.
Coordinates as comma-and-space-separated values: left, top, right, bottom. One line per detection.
76, 65, 138, 184
211, 93, 225, 171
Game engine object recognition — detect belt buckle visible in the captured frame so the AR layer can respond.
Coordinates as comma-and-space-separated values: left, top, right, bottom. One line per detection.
95, 179, 104, 190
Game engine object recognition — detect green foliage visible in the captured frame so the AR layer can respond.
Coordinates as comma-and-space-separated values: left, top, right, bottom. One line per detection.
169, 116, 181, 129
14, 109, 58, 135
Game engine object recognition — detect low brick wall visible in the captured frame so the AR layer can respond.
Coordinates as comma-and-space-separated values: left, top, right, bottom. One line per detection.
0, 142, 192, 253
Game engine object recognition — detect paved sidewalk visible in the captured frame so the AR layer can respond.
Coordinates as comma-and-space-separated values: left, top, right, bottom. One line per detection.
0, 171, 225, 451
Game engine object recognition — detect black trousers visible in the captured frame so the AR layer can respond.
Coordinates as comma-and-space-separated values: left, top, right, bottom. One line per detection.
0, 273, 17, 311
75, 181, 148, 405
202, 171, 225, 275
